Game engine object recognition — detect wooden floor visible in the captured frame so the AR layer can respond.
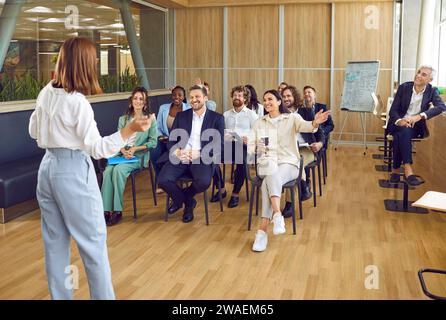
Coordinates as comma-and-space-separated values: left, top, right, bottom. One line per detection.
1, 145, 446, 300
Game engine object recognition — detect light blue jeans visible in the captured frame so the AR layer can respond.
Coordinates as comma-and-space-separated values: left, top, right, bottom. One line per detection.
37, 148, 115, 300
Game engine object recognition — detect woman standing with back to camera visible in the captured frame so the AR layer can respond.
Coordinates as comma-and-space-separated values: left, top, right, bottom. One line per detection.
29, 37, 152, 300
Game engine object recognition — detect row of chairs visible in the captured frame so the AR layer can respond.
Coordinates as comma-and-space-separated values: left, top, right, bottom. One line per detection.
118, 144, 328, 229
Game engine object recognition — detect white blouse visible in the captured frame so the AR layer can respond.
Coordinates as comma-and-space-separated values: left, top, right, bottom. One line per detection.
29, 82, 125, 160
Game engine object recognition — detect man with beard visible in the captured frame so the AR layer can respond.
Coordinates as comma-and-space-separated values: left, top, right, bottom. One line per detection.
302, 85, 334, 146
215, 85, 258, 208
158, 85, 225, 223
281, 86, 325, 216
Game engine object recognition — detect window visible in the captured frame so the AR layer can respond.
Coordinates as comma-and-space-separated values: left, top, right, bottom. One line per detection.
442, 0, 446, 21
0, 0, 167, 102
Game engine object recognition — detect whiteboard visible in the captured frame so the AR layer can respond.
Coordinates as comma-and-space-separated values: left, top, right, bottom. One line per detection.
340, 61, 380, 113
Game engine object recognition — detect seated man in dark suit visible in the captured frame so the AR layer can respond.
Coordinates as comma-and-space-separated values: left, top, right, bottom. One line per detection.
158, 85, 225, 223
388, 65, 446, 186
303, 85, 334, 146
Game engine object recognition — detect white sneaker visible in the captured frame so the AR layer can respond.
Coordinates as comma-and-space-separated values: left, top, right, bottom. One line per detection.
272, 212, 286, 235
252, 230, 268, 252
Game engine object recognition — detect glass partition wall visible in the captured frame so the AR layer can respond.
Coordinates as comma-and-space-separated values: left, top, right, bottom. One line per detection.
0, 0, 167, 102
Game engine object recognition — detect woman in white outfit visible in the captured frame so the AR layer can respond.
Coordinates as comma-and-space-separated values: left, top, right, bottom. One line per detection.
250, 89, 329, 252
29, 37, 152, 299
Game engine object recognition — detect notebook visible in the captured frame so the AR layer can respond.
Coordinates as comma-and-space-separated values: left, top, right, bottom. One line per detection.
108, 156, 139, 165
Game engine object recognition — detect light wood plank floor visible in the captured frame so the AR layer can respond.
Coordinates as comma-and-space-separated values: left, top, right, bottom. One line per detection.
1, 145, 446, 299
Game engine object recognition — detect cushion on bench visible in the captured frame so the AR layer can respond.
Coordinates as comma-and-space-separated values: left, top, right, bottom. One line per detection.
0, 154, 44, 208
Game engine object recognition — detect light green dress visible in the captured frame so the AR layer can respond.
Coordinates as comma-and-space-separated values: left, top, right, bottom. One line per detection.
101, 115, 158, 212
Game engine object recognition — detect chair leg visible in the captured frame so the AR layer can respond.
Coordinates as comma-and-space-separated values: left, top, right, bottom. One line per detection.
245, 175, 249, 202
290, 187, 296, 235
204, 191, 209, 225
165, 194, 170, 222
131, 173, 137, 219
231, 163, 235, 184
248, 183, 256, 230
317, 163, 322, 197
322, 152, 327, 185
255, 185, 260, 216
217, 173, 223, 212
312, 166, 317, 207
148, 162, 157, 206
297, 180, 303, 220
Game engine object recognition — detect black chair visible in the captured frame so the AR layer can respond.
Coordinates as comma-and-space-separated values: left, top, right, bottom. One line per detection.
246, 156, 304, 235
320, 147, 327, 185
305, 152, 323, 208
130, 156, 157, 219
164, 165, 224, 225
384, 172, 428, 214
418, 268, 446, 300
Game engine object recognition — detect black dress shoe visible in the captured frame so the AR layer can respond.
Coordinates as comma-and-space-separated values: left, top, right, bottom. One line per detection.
182, 212, 194, 223
107, 211, 122, 226
282, 201, 293, 218
182, 199, 196, 223
227, 196, 239, 208
104, 211, 112, 223
210, 190, 227, 202
389, 173, 400, 184
405, 175, 424, 187
168, 202, 183, 215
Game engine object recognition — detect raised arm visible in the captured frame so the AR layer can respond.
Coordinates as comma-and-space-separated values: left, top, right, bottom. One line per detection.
76, 100, 151, 159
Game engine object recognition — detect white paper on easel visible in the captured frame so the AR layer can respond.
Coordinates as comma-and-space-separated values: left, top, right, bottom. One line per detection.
412, 191, 446, 212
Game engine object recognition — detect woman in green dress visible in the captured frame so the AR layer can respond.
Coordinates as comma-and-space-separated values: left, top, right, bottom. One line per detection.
102, 87, 158, 226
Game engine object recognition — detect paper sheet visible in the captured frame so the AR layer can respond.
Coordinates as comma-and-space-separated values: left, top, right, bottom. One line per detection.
412, 191, 446, 212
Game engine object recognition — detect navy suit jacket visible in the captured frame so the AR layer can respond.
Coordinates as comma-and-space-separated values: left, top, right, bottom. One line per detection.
167, 108, 225, 163
297, 108, 325, 146
388, 81, 446, 135
314, 103, 334, 139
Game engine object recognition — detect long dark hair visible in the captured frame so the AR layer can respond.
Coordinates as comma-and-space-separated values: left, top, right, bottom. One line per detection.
283, 85, 303, 109
244, 84, 260, 112
263, 89, 289, 114
124, 87, 151, 120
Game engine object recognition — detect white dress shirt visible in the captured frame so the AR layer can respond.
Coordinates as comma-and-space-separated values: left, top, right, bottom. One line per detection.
29, 82, 125, 159
185, 107, 207, 151
223, 105, 258, 136
396, 86, 427, 124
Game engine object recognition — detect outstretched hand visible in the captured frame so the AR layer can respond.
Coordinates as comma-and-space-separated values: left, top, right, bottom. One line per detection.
314, 109, 331, 125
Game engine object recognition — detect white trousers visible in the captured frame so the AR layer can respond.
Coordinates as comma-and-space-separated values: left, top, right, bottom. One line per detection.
259, 163, 299, 219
